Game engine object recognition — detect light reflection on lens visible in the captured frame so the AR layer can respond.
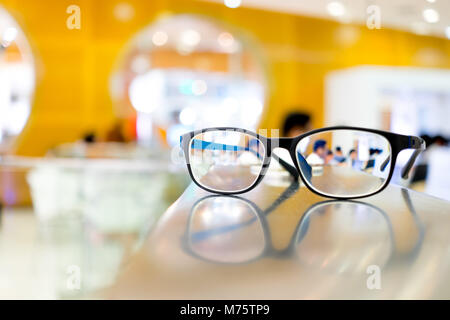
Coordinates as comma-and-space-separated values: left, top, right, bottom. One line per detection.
188, 197, 266, 263
296, 201, 393, 273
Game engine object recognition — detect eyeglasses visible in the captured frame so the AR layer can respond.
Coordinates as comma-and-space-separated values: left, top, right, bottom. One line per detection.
180, 127, 426, 199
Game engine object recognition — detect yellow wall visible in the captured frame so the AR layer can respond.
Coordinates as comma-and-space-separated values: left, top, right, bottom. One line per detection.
2, 0, 450, 155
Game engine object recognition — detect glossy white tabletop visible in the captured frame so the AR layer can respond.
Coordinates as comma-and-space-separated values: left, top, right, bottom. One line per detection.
102, 179, 450, 300
1, 175, 449, 299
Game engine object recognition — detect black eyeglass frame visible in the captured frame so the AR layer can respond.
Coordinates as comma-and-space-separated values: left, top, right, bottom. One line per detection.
180, 126, 425, 200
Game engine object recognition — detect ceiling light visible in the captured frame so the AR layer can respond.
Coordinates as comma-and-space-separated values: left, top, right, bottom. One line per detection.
129, 72, 164, 113
224, 0, 241, 9
445, 26, 450, 39
131, 55, 150, 74
425, 0, 436, 3
218, 32, 235, 49
113, 3, 135, 22
179, 107, 197, 126
327, 1, 346, 17
423, 8, 439, 23
180, 29, 201, 47
191, 80, 207, 96
152, 31, 168, 46
2, 27, 18, 46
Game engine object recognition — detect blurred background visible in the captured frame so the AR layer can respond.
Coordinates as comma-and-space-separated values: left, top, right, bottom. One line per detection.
0, 0, 449, 299
1, 0, 449, 208
0, 0, 449, 205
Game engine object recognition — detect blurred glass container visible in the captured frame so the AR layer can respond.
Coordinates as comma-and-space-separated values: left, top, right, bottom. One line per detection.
27, 144, 189, 233
15, 143, 190, 298
27, 166, 83, 220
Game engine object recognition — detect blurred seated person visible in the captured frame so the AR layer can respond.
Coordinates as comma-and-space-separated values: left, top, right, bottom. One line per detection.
306, 140, 327, 165
432, 135, 448, 147
333, 146, 346, 163
325, 149, 338, 165
83, 132, 97, 144
348, 149, 365, 170
365, 148, 381, 170
412, 134, 448, 185
106, 121, 127, 143
283, 112, 312, 159
282, 112, 312, 138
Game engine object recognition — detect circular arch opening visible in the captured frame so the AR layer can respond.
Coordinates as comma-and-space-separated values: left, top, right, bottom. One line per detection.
110, 14, 267, 148
0, 6, 35, 153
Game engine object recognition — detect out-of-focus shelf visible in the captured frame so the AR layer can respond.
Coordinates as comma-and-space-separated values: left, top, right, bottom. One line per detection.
0, 167, 33, 207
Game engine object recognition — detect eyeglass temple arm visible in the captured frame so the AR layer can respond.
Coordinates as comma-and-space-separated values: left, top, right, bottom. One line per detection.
400, 188, 425, 257
190, 139, 300, 179
272, 154, 300, 179
401, 136, 426, 179
380, 136, 426, 179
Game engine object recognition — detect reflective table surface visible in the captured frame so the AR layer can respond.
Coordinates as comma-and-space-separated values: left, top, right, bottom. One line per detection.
103, 177, 450, 300
1, 174, 450, 299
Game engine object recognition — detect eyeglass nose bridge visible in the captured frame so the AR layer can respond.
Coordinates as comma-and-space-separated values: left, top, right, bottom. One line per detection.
266, 137, 312, 183
267, 137, 296, 152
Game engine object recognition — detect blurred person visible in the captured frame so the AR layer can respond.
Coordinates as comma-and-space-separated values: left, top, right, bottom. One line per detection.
306, 140, 327, 165
412, 134, 448, 184
282, 112, 312, 138
106, 121, 126, 143
348, 149, 365, 170
325, 149, 337, 165
424, 137, 450, 201
417, 134, 448, 165
334, 146, 346, 163
348, 149, 357, 164
83, 132, 97, 144
365, 148, 379, 170
47, 131, 98, 158
283, 112, 312, 158
432, 135, 448, 147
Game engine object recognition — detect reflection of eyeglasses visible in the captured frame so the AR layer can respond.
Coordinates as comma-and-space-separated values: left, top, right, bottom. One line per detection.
180, 126, 426, 199
183, 183, 424, 272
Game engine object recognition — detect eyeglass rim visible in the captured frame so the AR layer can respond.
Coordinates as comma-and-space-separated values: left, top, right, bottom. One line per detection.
180, 126, 425, 199
293, 131, 393, 199
187, 131, 268, 194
